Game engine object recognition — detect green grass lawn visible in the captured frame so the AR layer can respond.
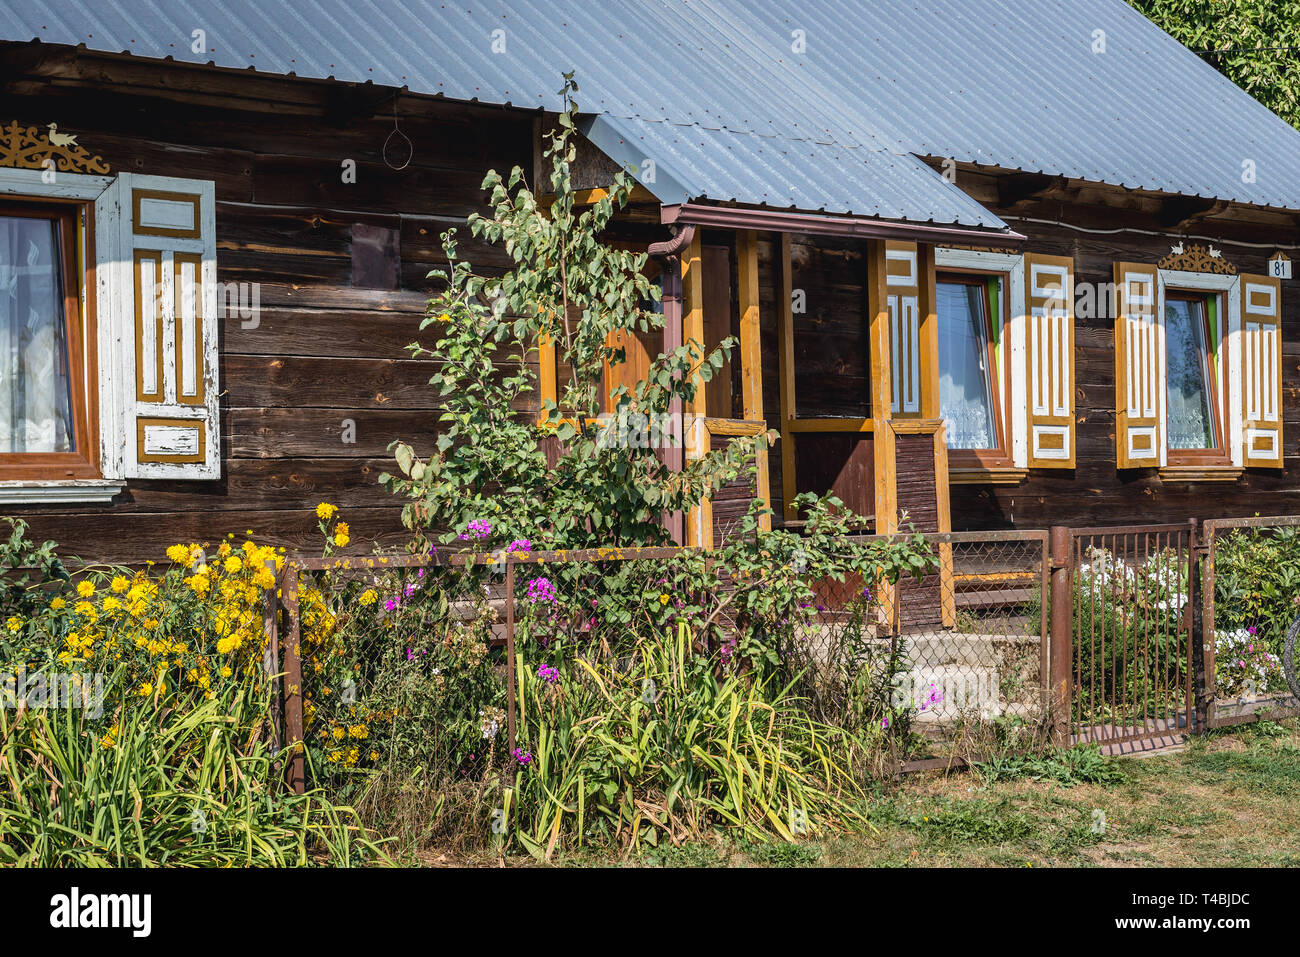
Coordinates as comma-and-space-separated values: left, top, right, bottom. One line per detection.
441, 719, 1300, 868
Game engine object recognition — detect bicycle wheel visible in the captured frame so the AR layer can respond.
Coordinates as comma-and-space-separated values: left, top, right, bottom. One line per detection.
1285, 612, 1300, 702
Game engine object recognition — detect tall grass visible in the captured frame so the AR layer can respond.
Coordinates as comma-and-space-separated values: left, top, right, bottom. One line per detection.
506, 624, 870, 859
0, 660, 384, 867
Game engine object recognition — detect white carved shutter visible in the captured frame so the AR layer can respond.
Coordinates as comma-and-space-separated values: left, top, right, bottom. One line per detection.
1113, 262, 1163, 468
886, 242, 920, 415
1025, 253, 1075, 467
114, 174, 220, 479
1239, 273, 1283, 467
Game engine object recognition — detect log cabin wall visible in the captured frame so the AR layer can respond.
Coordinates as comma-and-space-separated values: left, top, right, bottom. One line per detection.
0, 49, 535, 560
948, 168, 1300, 531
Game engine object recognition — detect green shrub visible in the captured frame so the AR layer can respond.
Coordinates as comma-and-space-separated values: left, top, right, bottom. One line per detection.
1213, 525, 1300, 657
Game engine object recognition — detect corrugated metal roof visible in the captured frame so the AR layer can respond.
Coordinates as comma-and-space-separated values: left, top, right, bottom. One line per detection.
748, 0, 1300, 210
0, 0, 1008, 228
585, 113, 1000, 223
4, 0, 1299, 218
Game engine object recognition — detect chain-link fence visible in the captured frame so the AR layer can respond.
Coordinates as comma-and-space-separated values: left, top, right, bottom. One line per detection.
798, 531, 1051, 768
271, 531, 1054, 791
282, 551, 519, 797
1202, 516, 1300, 728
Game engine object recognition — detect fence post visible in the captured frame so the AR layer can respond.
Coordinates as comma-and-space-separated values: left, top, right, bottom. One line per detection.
1048, 526, 1072, 746
1201, 520, 1218, 729
1189, 518, 1211, 733
262, 557, 282, 755
281, 562, 306, 795
505, 559, 517, 755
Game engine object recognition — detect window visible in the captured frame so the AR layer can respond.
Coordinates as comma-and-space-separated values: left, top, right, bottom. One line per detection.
1163, 290, 1224, 460
936, 272, 1010, 467
0, 166, 220, 502
1114, 261, 1278, 474
0, 201, 97, 477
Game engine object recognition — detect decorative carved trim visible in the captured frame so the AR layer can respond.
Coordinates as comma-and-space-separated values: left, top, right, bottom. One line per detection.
0, 120, 110, 175
1157, 242, 1236, 275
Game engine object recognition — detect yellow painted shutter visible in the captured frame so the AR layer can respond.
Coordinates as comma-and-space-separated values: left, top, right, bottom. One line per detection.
1113, 262, 1162, 468
120, 174, 220, 479
1239, 273, 1283, 467
885, 241, 920, 415
1025, 253, 1075, 467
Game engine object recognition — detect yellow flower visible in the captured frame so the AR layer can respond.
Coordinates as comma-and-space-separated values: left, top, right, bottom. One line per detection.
110, 575, 129, 593
316, 503, 338, 521
219, 666, 232, 678
360, 588, 377, 606
658, 593, 670, 605
5, 616, 22, 633
224, 556, 243, 574
332, 726, 346, 740
49, 596, 66, 611
137, 682, 153, 697
76, 580, 95, 598
102, 597, 121, 614
333, 531, 350, 548
165, 544, 190, 564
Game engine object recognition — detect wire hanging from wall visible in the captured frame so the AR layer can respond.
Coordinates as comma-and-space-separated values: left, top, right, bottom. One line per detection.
383, 96, 413, 171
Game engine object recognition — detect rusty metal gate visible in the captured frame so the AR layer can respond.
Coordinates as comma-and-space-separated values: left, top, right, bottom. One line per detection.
1064, 522, 1196, 750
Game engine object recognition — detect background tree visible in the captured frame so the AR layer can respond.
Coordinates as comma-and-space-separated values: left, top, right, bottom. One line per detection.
382, 75, 759, 548
1132, 0, 1300, 129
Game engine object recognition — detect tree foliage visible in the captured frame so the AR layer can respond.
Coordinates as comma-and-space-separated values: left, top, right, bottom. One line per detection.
381, 75, 758, 547
1131, 0, 1300, 129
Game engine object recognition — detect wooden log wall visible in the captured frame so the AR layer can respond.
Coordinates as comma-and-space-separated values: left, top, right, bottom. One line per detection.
1, 49, 536, 560
950, 174, 1300, 531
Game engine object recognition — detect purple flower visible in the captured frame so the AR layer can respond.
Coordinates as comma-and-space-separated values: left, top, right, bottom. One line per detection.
512, 747, 533, 765
383, 598, 398, 612
458, 519, 493, 541
538, 663, 559, 684
527, 577, 557, 604
406, 648, 414, 661
506, 538, 532, 554
881, 717, 890, 729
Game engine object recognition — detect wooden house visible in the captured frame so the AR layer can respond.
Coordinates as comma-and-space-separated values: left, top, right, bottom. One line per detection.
3, 0, 1300, 560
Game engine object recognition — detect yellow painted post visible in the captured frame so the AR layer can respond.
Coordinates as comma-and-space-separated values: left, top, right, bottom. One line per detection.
681, 232, 712, 547
777, 233, 798, 523
737, 230, 771, 532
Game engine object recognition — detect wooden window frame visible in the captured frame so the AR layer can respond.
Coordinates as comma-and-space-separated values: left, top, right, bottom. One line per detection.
1162, 287, 1230, 468
0, 198, 99, 480
935, 269, 1014, 471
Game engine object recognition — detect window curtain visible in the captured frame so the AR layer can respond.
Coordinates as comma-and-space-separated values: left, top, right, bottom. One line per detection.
0, 215, 75, 454
937, 282, 996, 449
1164, 299, 1215, 450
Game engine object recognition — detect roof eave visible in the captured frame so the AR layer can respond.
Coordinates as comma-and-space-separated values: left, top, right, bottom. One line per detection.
662, 202, 1026, 245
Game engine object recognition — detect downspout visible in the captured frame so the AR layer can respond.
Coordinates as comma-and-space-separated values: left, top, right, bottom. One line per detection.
648, 224, 696, 545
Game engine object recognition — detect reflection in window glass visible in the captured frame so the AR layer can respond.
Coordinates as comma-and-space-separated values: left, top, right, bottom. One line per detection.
937, 281, 996, 450
1164, 297, 1216, 451
0, 215, 75, 453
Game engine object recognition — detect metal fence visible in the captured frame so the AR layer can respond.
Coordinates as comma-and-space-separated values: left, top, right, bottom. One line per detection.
1061, 523, 1196, 751
259, 516, 1300, 791
263, 531, 1055, 790
1202, 516, 1300, 729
